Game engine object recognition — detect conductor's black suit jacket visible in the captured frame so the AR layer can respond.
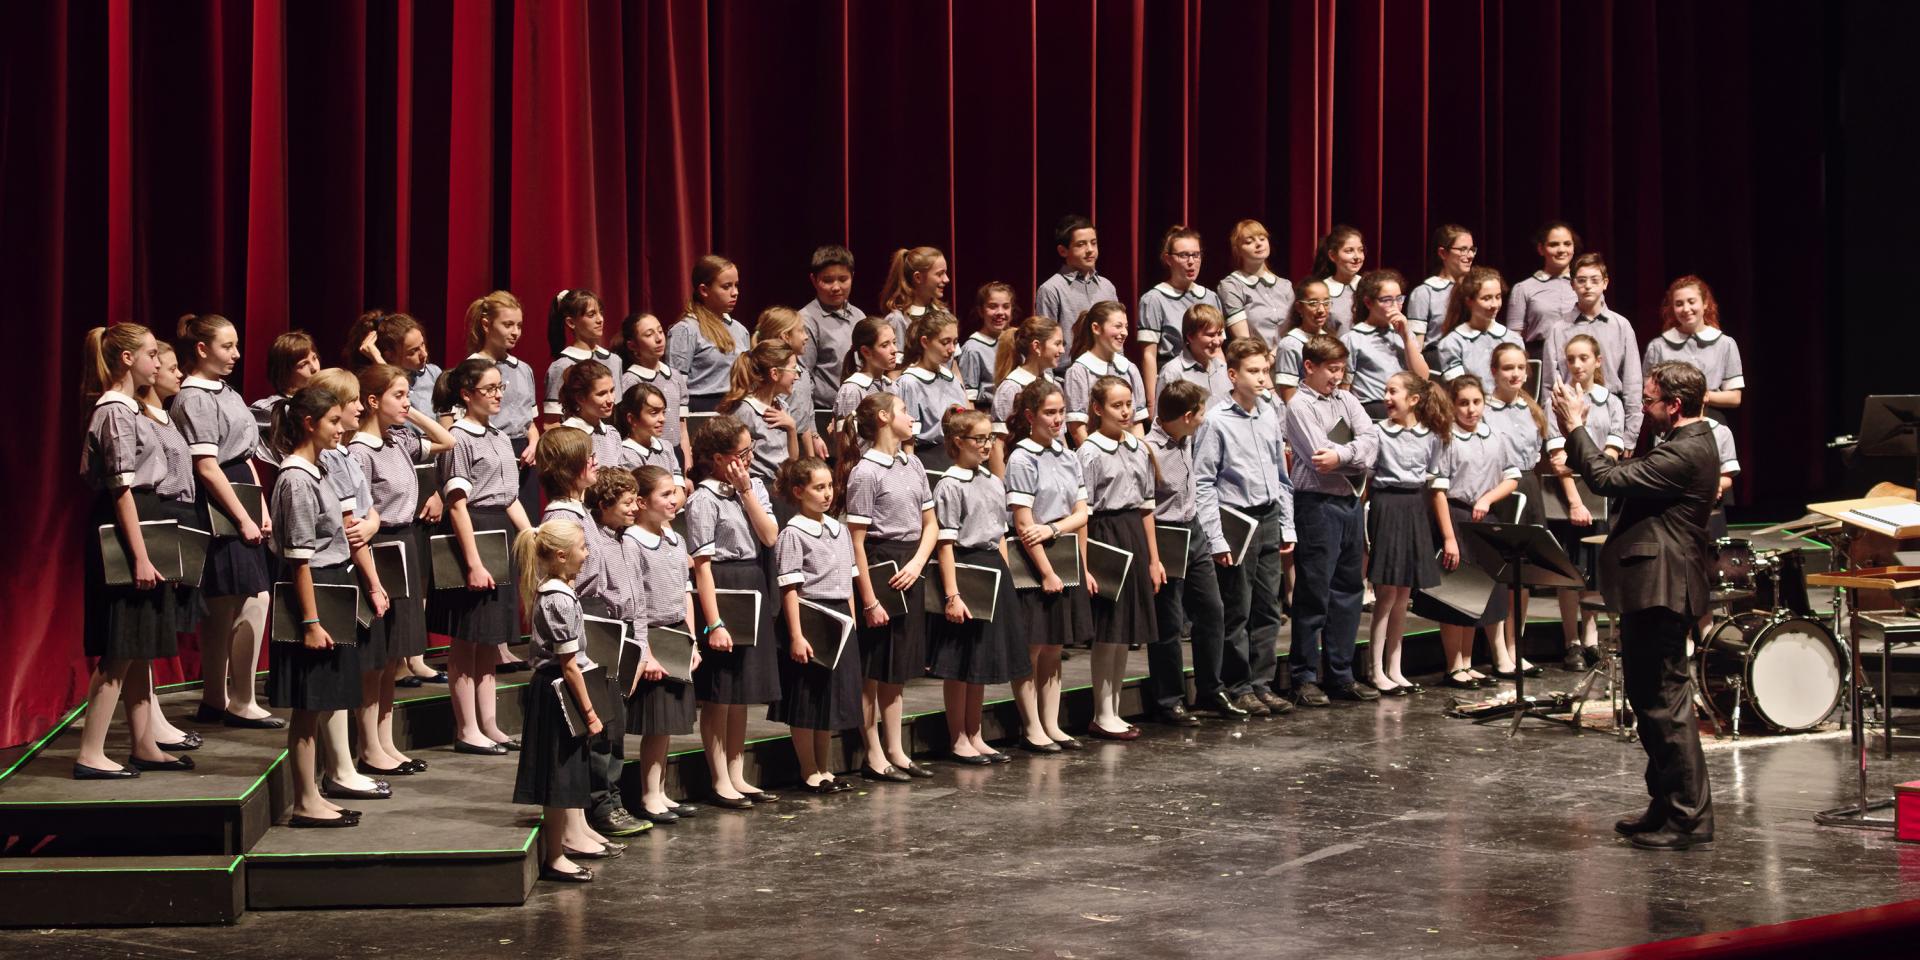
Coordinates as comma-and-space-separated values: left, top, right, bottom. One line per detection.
1565, 421, 1720, 619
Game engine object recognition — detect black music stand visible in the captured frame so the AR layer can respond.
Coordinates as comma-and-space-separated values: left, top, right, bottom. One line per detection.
1459, 520, 1586, 737
1857, 395, 1920, 490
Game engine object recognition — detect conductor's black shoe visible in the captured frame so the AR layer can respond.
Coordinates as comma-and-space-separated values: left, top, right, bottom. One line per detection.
129, 754, 196, 772
1326, 682, 1380, 702
1256, 689, 1298, 714
1614, 808, 1665, 835
1194, 692, 1251, 719
1232, 692, 1272, 717
72, 763, 139, 780
1628, 829, 1712, 850
1151, 703, 1203, 727
223, 712, 287, 730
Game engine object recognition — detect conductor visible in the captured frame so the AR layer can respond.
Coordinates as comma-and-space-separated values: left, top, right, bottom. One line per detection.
1550, 362, 1719, 850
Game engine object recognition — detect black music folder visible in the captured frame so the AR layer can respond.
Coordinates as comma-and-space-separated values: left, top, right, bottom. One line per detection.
270, 581, 366, 644
1085, 538, 1135, 600
429, 528, 510, 589
647, 625, 696, 684
98, 520, 183, 586
922, 562, 1001, 621
1155, 524, 1191, 581
797, 598, 855, 669
865, 561, 914, 617
208, 483, 265, 539
709, 589, 761, 647
1010, 532, 1082, 590
369, 539, 410, 599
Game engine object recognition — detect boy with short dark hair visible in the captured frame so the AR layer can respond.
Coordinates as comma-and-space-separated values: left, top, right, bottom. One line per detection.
1033, 215, 1117, 375
800, 245, 864, 416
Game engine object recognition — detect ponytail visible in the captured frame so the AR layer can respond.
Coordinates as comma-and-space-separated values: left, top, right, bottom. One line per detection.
267, 385, 339, 460
879, 246, 946, 315
719, 340, 793, 413
1069, 301, 1126, 363
995, 316, 1058, 383
686, 255, 739, 351
513, 521, 583, 614
547, 288, 602, 355
174, 313, 232, 367
464, 291, 522, 353
842, 316, 893, 380
434, 358, 495, 416
82, 323, 153, 401
903, 310, 957, 367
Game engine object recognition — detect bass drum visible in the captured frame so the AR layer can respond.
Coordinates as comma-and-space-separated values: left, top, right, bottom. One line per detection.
1696, 612, 1844, 733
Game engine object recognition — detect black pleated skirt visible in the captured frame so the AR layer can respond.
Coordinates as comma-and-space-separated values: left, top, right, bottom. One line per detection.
1514, 471, 1547, 527
427, 506, 519, 645
926, 546, 1032, 685
1086, 510, 1155, 648
266, 563, 365, 711
1366, 487, 1441, 589
857, 537, 930, 684
158, 495, 204, 636
509, 435, 540, 522
772, 597, 866, 730
693, 558, 782, 704
627, 619, 698, 736
1412, 500, 1511, 627
198, 457, 271, 598
368, 525, 428, 660
513, 665, 592, 809
1014, 543, 1093, 648
83, 492, 181, 661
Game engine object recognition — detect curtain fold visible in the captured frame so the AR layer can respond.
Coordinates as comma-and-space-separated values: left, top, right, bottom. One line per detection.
0, 0, 1834, 746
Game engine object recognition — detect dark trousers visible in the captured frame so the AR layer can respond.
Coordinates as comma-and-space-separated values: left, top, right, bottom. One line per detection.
1289, 491, 1365, 688
1217, 502, 1285, 697
586, 690, 628, 821
1151, 521, 1225, 707
1621, 607, 1713, 834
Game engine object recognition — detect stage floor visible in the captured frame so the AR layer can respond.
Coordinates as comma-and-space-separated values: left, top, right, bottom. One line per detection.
22, 666, 1920, 959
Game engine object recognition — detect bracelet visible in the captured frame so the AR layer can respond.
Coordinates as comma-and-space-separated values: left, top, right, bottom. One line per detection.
300, 618, 320, 626
945, 594, 960, 603
702, 620, 726, 636
864, 601, 881, 612
1046, 523, 1059, 540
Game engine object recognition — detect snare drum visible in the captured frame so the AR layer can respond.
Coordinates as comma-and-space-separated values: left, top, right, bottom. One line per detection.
1753, 548, 1814, 616
1695, 612, 1844, 733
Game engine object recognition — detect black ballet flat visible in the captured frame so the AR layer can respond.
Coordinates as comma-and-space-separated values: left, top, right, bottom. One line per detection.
72, 763, 139, 780
1051, 736, 1084, 752
320, 778, 392, 801
1376, 684, 1411, 698
947, 752, 993, 766
898, 763, 935, 779
564, 843, 624, 860
539, 866, 593, 883
222, 712, 287, 730
860, 765, 912, 783
708, 794, 754, 810
804, 780, 840, 795
155, 738, 201, 752
334, 809, 363, 819
828, 778, 855, 793
193, 703, 225, 724
1018, 738, 1062, 754
356, 759, 412, 777
639, 807, 681, 824
400, 759, 429, 773
1521, 662, 1545, 678
1444, 670, 1480, 690
129, 754, 195, 772
492, 738, 522, 752
396, 676, 424, 688
495, 661, 531, 675
986, 750, 1012, 763
672, 804, 699, 818
454, 740, 509, 756
288, 813, 359, 828
424, 671, 449, 684
742, 790, 780, 804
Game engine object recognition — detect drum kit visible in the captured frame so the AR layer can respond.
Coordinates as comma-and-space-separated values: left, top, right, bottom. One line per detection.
1698, 536, 1845, 737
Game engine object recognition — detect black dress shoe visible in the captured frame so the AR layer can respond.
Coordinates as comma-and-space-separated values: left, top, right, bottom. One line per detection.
1152, 704, 1202, 727
1444, 670, 1481, 690
1628, 829, 1713, 850
1017, 738, 1062, 754
742, 790, 781, 803
827, 778, 855, 793
425, 671, 449, 684
899, 763, 935, 778
492, 738, 522, 752
1051, 736, 1084, 751
72, 763, 139, 780
539, 866, 594, 883
860, 765, 912, 782
356, 759, 413, 777
289, 813, 360, 828
194, 703, 226, 724
223, 712, 287, 729
673, 804, 699, 817
708, 794, 754, 809
401, 759, 429, 773
454, 740, 509, 756
1326, 682, 1380, 702
1614, 808, 1665, 835
155, 738, 202, 752
396, 675, 424, 688
1086, 725, 1140, 742
321, 778, 393, 800
129, 754, 196, 772
639, 807, 681, 824
1254, 689, 1296, 715
947, 752, 994, 765
565, 843, 624, 860
1194, 692, 1251, 719
985, 751, 1012, 763
805, 779, 840, 794
1232, 692, 1271, 717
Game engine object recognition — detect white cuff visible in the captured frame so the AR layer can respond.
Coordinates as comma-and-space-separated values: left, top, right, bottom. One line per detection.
1065, 412, 1089, 425
1720, 375, 1746, 391
109, 471, 136, 489
282, 547, 315, 560
991, 421, 1009, 436
1545, 437, 1567, 452
692, 542, 717, 558
776, 572, 806, 587
1604, 434, 1624, 451
541, 400, 564, 415
1501, 467, 1523, 480
1428, 476, 1451, 491
1722, 459, 1742, 475
553, 639, 580, 655
1075, 486, 1089, 502
188, 442, 220, 457
1275, 373, 1301, 387
444, 476, 474, 497
919, 499, 935, 512
1140, 498, 1157, 511
844, 513, 873, 526
1006, 492, 1035, 508
1224, 309, 1249, 326
1136, 329, 1161, 344
1442, 364, 1465, 381
937, 528, 959, 542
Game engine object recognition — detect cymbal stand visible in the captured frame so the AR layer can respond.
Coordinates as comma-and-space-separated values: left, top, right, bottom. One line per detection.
1814, 526, 1895, 829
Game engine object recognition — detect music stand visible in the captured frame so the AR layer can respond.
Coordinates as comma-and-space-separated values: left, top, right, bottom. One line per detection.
1856, 395, 1920, 490
1459, 520, 1585, 737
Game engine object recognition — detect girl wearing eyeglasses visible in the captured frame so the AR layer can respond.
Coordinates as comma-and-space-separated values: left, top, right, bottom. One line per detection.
1408, 225, 1476, 339
1306, 226, 1366, 335
1341, 269, 1431, 421
1137, 226, 1221, 414
1274, 279, 1333, 404
720, 340, 801, 484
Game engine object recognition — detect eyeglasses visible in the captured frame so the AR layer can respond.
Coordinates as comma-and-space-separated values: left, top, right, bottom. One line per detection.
473, 384, 505, 396
1448, 246, 1478, 255
1168, 251, 1203, 262
1373, 295, 1407, 305
1300, 298, 1331, 308
959, 434, 993, 444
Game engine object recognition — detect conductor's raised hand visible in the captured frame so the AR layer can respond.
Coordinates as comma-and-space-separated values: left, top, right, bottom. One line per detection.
1550, 383, 1589, 434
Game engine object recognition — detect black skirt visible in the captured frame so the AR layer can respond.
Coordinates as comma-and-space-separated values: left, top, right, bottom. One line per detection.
198, 457, 272, 598
771, 597, 866, 730
509, 436, 541, 523
1086, 510, 1155, 648
367, 525, 428, 661
627, 619, 698, 736
1366, 487, 1441, 589
1412, 500, 1510, 627
693, 557, 782, 704
83, 491, 181, 661
157, 495, 204, 635
1514, 471, 1547, 527
427, 506, 519, 645
513, 665, 592, 809
926, 546, 1032, 685
266, 563, 365, 711
857, 537, 930, 684
1548, 517, 1609, 592
1014, 540, 1093, 648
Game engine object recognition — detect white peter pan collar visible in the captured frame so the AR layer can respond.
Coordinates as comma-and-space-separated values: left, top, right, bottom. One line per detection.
787, 514, 843, 538
537, 578, 576, 597
181, 375, 226, 392
1532, 269, 1569, 282
1662, 325, 1723, 345
966, 331, 998, 348
944, 465, 977, 482
1014, 437, 1066, 455
622, 436, 666, 456
1152, 281, 1204, 300
1323, 278, 1350, 297
279, 453, 322, 479
1283, 326, 1312, 345
560, 416, 611, 435
95, 391, 140, 412
906, 304, 929, 318
450, 418, 492, 436
349, 431, 384, 449
697, 478, 741, 498
146, 404, 172, 425
1004, 366, 1053, 388
469, 351, 521, 368
844, 371, 875, 389
901, 364, 955, 383
628, 362, 671, 381
559, 345, 594, 362
1453, 423, 1495, 441
1084, 430, 1141, 453
1234, 268, 1281, 287
1073, 352, 1131, 376
1422, 275, 1452, 291
626, 524, 679, 548
1585, 384, 1612, 404
546, 499, 588, 519
1379, 421, 1432, 437
860, 449, 908, 467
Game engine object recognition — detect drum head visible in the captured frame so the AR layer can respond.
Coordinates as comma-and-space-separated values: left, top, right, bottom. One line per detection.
1746, 619, 1843, 731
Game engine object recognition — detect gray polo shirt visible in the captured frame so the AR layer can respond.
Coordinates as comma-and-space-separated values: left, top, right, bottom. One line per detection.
1339, 322, 1413, 403
529, 581, 587, 671
800, 298, 866, 411
1064, 352, 1148, 426
1433, 322, 1524, 383
1217, 268, 1294, 350
619, 362, 688, 448
467, 352, 537, 440
776, 514, 854, 600
1005, 438, 1089, 525
1373, 422, 1442, 489
1137, 282, 1220, 366
1404, 277, 1452, 338
626, 525, 692, 626
1034, 268, 1118, 374
544, 346, 622, 416
348, 427, 429, 526
440, 418, 519, 508
1144, 423, 1196, 523
1643, 326, 1746, 393
666, 314, 750, 398
932, 467, 1009, 550
685, 477, 773, 561
1076, 430, 1156, 512
175, 375, 259, 463
1504, 270, 1577, 344
1541, 306, 1644, 442
843, 450, 934, 541
1428, 422, 1522, 503
271, 454, 352, 568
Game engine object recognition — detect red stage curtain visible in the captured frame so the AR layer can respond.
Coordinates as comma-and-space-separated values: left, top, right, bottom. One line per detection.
0, 0, 1830, 747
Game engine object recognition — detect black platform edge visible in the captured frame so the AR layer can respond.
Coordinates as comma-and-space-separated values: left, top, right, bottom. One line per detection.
0, 855, 244, 927
245, 843, 537, 911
